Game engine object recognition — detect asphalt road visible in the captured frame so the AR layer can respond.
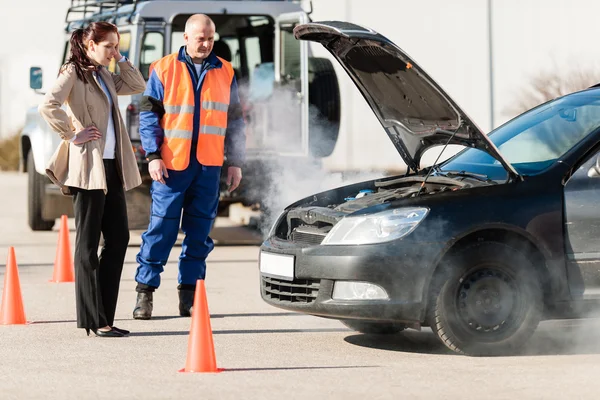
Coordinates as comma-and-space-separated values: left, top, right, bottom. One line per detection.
1, 171, 600, 399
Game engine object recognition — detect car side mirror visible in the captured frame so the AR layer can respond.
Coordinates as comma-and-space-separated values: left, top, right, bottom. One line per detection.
29, 67, 43, 91
587, 156, 600, 178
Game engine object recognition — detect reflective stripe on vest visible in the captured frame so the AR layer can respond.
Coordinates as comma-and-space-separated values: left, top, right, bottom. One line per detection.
151, 53, 234, 170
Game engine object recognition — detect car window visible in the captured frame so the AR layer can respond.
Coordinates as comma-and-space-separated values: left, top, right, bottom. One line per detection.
442, 91, 600, 179
496, 106, 598, 163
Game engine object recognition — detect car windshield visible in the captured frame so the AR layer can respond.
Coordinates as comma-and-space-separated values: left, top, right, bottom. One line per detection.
440, 90, 600, 181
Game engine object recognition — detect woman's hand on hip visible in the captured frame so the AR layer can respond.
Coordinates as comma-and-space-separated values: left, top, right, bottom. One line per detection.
73, 126, 102, 145
149, 159, 169, 184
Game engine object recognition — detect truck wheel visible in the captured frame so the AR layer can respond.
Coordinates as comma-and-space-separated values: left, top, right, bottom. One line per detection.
308, 57, 341, 158
428, 241, 542, 356
27, 152, 55, 231
341, 320, 406, 334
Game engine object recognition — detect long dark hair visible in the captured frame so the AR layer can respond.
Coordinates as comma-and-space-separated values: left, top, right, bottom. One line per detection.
60, 21, 120, 83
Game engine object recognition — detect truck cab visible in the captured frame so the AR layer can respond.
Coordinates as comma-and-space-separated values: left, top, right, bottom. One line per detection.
21, 0, 340, 231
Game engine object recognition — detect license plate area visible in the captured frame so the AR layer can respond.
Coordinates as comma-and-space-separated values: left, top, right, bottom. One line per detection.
260, 252, 295, 281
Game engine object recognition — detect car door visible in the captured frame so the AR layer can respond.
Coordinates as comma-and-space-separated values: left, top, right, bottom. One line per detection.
564, 150, 600, 298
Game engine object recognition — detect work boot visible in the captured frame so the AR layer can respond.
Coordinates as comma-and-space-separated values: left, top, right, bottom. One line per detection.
133, 292, 153, 320
178, 289, 195, 317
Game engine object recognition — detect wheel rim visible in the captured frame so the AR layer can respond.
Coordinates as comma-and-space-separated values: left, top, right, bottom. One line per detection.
454, 266, 524, 337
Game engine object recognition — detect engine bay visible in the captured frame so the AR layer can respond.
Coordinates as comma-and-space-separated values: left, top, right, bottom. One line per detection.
277, 174, 492, 244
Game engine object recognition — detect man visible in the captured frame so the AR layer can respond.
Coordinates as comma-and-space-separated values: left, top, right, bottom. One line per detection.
133, 14, 246, 319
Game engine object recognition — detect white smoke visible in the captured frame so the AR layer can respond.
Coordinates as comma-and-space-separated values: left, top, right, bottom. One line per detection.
238, 79, 390, 235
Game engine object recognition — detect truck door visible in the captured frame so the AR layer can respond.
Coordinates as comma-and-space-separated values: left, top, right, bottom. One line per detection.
131, 21, 166, 143
268, 11, 310, 156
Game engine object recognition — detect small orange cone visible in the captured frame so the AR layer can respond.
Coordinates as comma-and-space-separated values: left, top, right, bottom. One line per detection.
179, 280, 221, 373
0, 247, 27, 325
50, 215, 74, 283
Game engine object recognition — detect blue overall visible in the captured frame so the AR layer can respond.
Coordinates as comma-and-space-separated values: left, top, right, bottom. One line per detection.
135, 48, 245, 289
134, 159, 221, 288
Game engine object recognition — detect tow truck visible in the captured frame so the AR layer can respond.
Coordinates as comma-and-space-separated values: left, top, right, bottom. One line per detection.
22, 0, 340, 230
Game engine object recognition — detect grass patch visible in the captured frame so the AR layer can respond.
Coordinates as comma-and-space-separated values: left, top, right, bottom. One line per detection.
0, 133, 21, 171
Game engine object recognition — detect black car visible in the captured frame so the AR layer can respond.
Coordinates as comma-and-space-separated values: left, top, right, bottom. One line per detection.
258, 21, 600, 356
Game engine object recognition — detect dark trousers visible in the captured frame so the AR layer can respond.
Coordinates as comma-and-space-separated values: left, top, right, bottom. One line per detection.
71, 159, 129, 330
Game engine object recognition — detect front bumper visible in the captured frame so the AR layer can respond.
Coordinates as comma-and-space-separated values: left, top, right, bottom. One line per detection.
259, 237, 446, 324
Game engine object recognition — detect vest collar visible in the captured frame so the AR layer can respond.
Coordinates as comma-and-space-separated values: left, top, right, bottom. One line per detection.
177, 46, 222, 69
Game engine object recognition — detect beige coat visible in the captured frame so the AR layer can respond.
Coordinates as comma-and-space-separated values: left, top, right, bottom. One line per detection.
38, 60, 146, 195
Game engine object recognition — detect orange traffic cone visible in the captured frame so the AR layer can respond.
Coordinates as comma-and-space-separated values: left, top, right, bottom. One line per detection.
0, 247, 27, 325
179, 280, 221, 373
50, 215, 74, 283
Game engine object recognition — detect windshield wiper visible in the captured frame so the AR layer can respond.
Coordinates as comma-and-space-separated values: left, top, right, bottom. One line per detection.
437, 170, 495, 183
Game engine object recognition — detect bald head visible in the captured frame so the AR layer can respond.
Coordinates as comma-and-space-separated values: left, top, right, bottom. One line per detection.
185, 14, 215, 33
184, 14, 216, 62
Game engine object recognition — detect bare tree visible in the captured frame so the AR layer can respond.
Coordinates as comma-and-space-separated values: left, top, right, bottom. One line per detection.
504, 68, 600, 118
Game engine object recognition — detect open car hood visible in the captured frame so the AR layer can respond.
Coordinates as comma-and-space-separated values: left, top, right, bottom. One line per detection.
294, 21, 519, 178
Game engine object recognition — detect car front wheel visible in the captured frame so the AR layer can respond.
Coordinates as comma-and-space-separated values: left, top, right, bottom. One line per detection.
341, 320, 406, 334
428, 241, 542, 356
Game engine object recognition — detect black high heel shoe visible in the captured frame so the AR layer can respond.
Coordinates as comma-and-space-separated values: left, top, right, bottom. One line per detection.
87, 328, 125, 338
110, 326, 130, 336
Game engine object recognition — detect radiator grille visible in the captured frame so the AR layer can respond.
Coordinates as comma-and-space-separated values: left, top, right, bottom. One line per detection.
262, 276, 320, 304
291, 230, 326, 245
289, 224, 329, 246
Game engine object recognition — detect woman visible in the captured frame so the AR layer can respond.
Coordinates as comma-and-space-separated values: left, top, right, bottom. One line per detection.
39, 22, 146, 337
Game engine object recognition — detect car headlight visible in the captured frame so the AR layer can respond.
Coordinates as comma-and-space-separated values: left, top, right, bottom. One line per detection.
321, 207, 429, 245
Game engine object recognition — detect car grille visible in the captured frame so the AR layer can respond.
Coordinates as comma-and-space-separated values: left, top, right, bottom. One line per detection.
262, 276, 320, 304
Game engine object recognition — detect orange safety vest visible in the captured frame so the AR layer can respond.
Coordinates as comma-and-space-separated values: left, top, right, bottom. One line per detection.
150, 53, 234, 170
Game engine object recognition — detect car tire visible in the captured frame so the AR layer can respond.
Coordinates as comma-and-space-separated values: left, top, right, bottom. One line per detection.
341, 320, 406, 334
428, 241, 542, 356
308, 57, 341, 158
27, 152, 55, 231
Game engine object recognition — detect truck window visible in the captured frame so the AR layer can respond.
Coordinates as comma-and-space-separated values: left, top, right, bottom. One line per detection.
170, 14, 274, 84
245, 37, 262, 81
280, 24, 300, 82
140, 31, 164, 80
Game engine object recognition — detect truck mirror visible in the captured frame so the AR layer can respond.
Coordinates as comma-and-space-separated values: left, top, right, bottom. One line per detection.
587, 156, 600, 178
30, 67, 43, 90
